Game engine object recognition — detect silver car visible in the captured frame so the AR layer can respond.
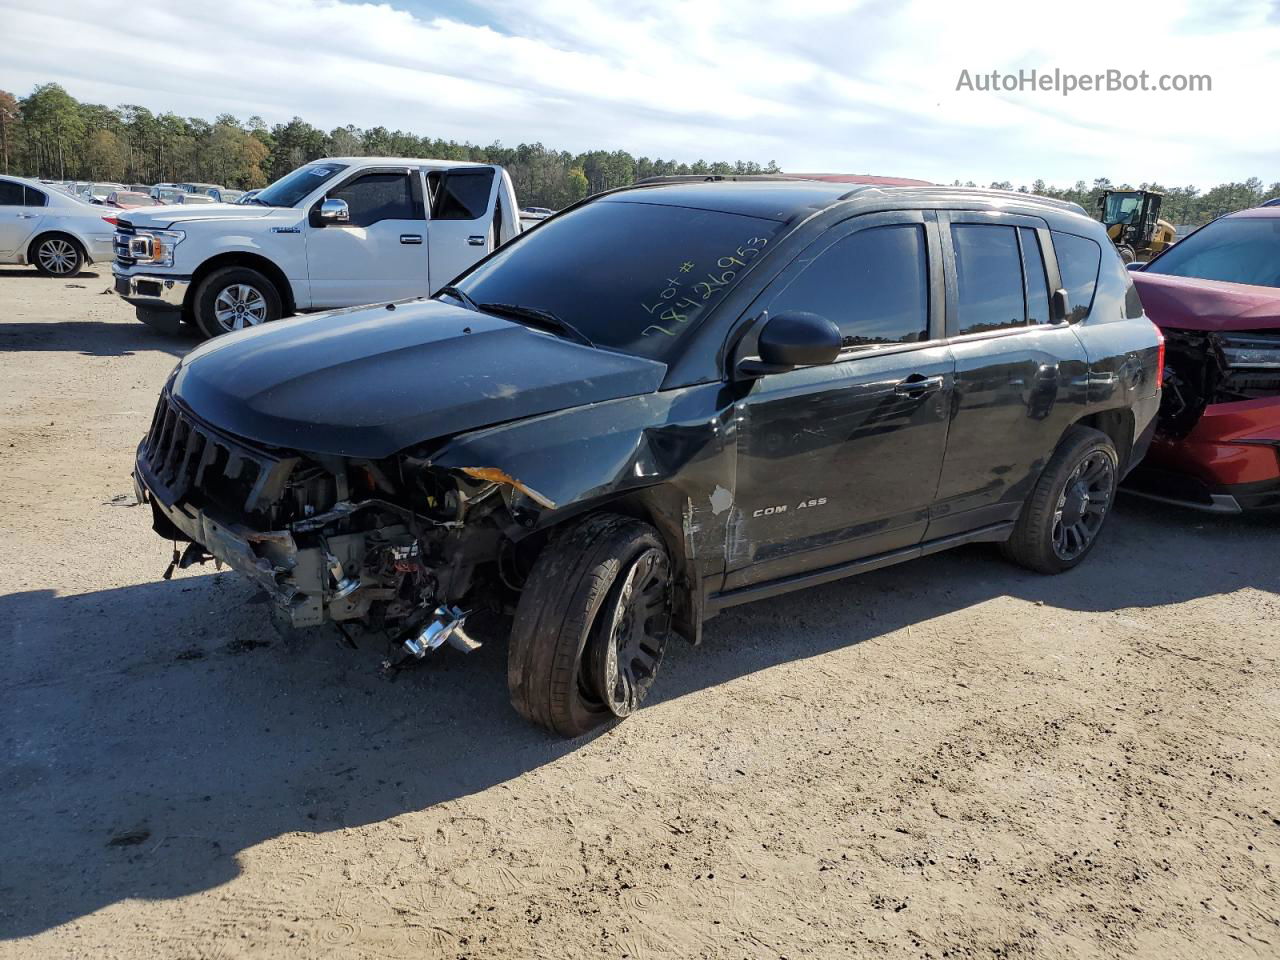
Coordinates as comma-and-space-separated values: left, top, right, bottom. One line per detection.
0, 174, 118, 276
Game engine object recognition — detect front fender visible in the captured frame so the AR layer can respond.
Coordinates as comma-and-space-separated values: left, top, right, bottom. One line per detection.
184, 218, 310, 307
428, 383, 742, 631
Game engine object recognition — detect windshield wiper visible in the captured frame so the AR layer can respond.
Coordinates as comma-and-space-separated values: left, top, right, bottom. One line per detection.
437, 284, 479, 311
478, 302, 594, 347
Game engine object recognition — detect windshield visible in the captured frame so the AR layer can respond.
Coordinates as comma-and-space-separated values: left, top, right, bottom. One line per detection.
254, 163, 349, 207
449, 198, 785, 361
1102, 193, 1142, 225
1144, 215, 1280, 288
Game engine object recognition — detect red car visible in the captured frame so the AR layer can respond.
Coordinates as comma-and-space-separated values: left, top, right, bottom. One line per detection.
1126, 206, 1280, 511
105, 190, 160, 209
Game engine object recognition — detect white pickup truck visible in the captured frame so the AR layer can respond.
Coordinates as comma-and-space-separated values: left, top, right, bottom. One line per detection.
112, 157, 522, 337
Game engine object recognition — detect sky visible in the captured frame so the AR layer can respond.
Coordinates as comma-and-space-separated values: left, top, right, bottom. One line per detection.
2, 0, 1278, 188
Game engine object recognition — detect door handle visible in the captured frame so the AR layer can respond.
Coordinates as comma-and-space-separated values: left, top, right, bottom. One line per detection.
894, 374, 944, 396
18, 212, 38, 219
467, 235, 486, 246
400, 234, 423, 244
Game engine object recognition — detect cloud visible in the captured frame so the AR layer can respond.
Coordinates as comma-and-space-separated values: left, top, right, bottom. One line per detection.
0, 0, 1277, 186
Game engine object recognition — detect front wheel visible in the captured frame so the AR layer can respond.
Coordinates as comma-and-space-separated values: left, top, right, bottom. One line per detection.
1002, 426, 1119, 574
508, 514, 672, 737
192, 266, 282, 338
32, 234, 84, 277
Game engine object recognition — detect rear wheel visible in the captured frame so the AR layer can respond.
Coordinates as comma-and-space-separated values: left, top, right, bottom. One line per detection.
508, 513, 672, 737
1002, 426, 1119, 574
193, 266, 282, 338
32, 234, 84, 277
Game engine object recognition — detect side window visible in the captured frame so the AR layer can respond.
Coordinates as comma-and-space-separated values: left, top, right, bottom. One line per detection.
0, 180, 23, 205
1019, 227, 1051, 324
952, 223, 1026, 334
328, 172, 419, 228
431, 169, 495, 221
1052, 231, 1102, 322
768, 223, 929, 349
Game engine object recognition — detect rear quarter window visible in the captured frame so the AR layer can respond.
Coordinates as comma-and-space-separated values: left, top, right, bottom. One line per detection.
1051, 231, 1102, 322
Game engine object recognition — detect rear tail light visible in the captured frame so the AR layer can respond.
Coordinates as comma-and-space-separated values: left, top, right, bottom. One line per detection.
102, 215, 119, 226
1153, 322, 1166, 385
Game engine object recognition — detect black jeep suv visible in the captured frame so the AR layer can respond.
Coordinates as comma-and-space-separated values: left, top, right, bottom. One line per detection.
134, 179, 1162, 736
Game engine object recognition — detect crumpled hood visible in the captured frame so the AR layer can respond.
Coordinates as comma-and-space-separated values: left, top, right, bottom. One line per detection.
171, 299, 668, 458
121, 204, 286, 229
1133, 271, 1280, 332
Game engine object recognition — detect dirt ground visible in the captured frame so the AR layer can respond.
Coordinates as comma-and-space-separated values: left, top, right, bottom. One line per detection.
0, 268, 1277, 960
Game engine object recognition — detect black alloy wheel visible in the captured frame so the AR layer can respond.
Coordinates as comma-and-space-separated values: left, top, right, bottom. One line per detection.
586, 547, 671, 718
1051, 449, 1116, 562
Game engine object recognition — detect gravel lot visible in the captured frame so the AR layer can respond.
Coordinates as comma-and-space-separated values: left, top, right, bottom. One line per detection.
1, 269, 1278, 960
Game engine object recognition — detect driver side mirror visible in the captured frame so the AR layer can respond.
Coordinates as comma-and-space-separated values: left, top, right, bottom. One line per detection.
736, 311, 843, 379
316, 198, 350, 224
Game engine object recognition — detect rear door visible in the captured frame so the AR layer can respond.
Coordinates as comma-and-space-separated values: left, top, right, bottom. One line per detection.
928, 212, 1090, 537
0, 180, 46, 257
304, 167, 430, 307
426, 166, 500, 293
726, 211, 955, 590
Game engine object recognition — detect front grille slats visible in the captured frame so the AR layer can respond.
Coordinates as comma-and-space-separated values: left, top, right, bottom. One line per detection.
193, 437, 220, 488
114, 223, 137, 266
138, 392, 298, 520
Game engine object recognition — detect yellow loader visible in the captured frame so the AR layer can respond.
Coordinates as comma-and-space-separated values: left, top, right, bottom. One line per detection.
1098, 189, 1176, 263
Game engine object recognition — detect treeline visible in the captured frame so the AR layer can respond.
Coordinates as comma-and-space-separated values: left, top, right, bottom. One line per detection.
960, 177, 1280, 227
1, 83, 1275, 222
0, 83, 779, 210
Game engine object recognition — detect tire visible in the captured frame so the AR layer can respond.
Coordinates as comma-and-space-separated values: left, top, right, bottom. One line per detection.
1002, 426, 1119, 574
31, 234, 85, 277
1116, 244, 1136, 265
508, 513, 672, 737
192, 266, 282, 338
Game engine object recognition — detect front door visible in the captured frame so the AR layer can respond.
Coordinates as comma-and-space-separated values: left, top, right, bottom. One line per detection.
726, 212, 955, 591
304, 167, 430, 308
426, 167, 500, 293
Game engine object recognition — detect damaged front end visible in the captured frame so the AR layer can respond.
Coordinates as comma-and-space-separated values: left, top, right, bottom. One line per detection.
1131, 328, 1280, 510
1158, 329, 1280, 435
133, 388, 549, 651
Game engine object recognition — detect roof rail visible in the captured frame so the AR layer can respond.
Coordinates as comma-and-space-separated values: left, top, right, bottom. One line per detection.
942, 186, 1088, 216
632, 174, 812, 186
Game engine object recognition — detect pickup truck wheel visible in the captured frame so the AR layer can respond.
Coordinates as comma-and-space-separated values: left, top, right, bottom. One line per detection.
32, 234, 84, 277
193, 266, 281, 338
1002, 426, 1118, 574
508, 513, 672, 737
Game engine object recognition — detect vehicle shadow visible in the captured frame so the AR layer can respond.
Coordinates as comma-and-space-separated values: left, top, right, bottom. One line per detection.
0, 321, 197, 358
1, 498, 1275, 939
0, 268, 103, 279
659, 495, 1279, 703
